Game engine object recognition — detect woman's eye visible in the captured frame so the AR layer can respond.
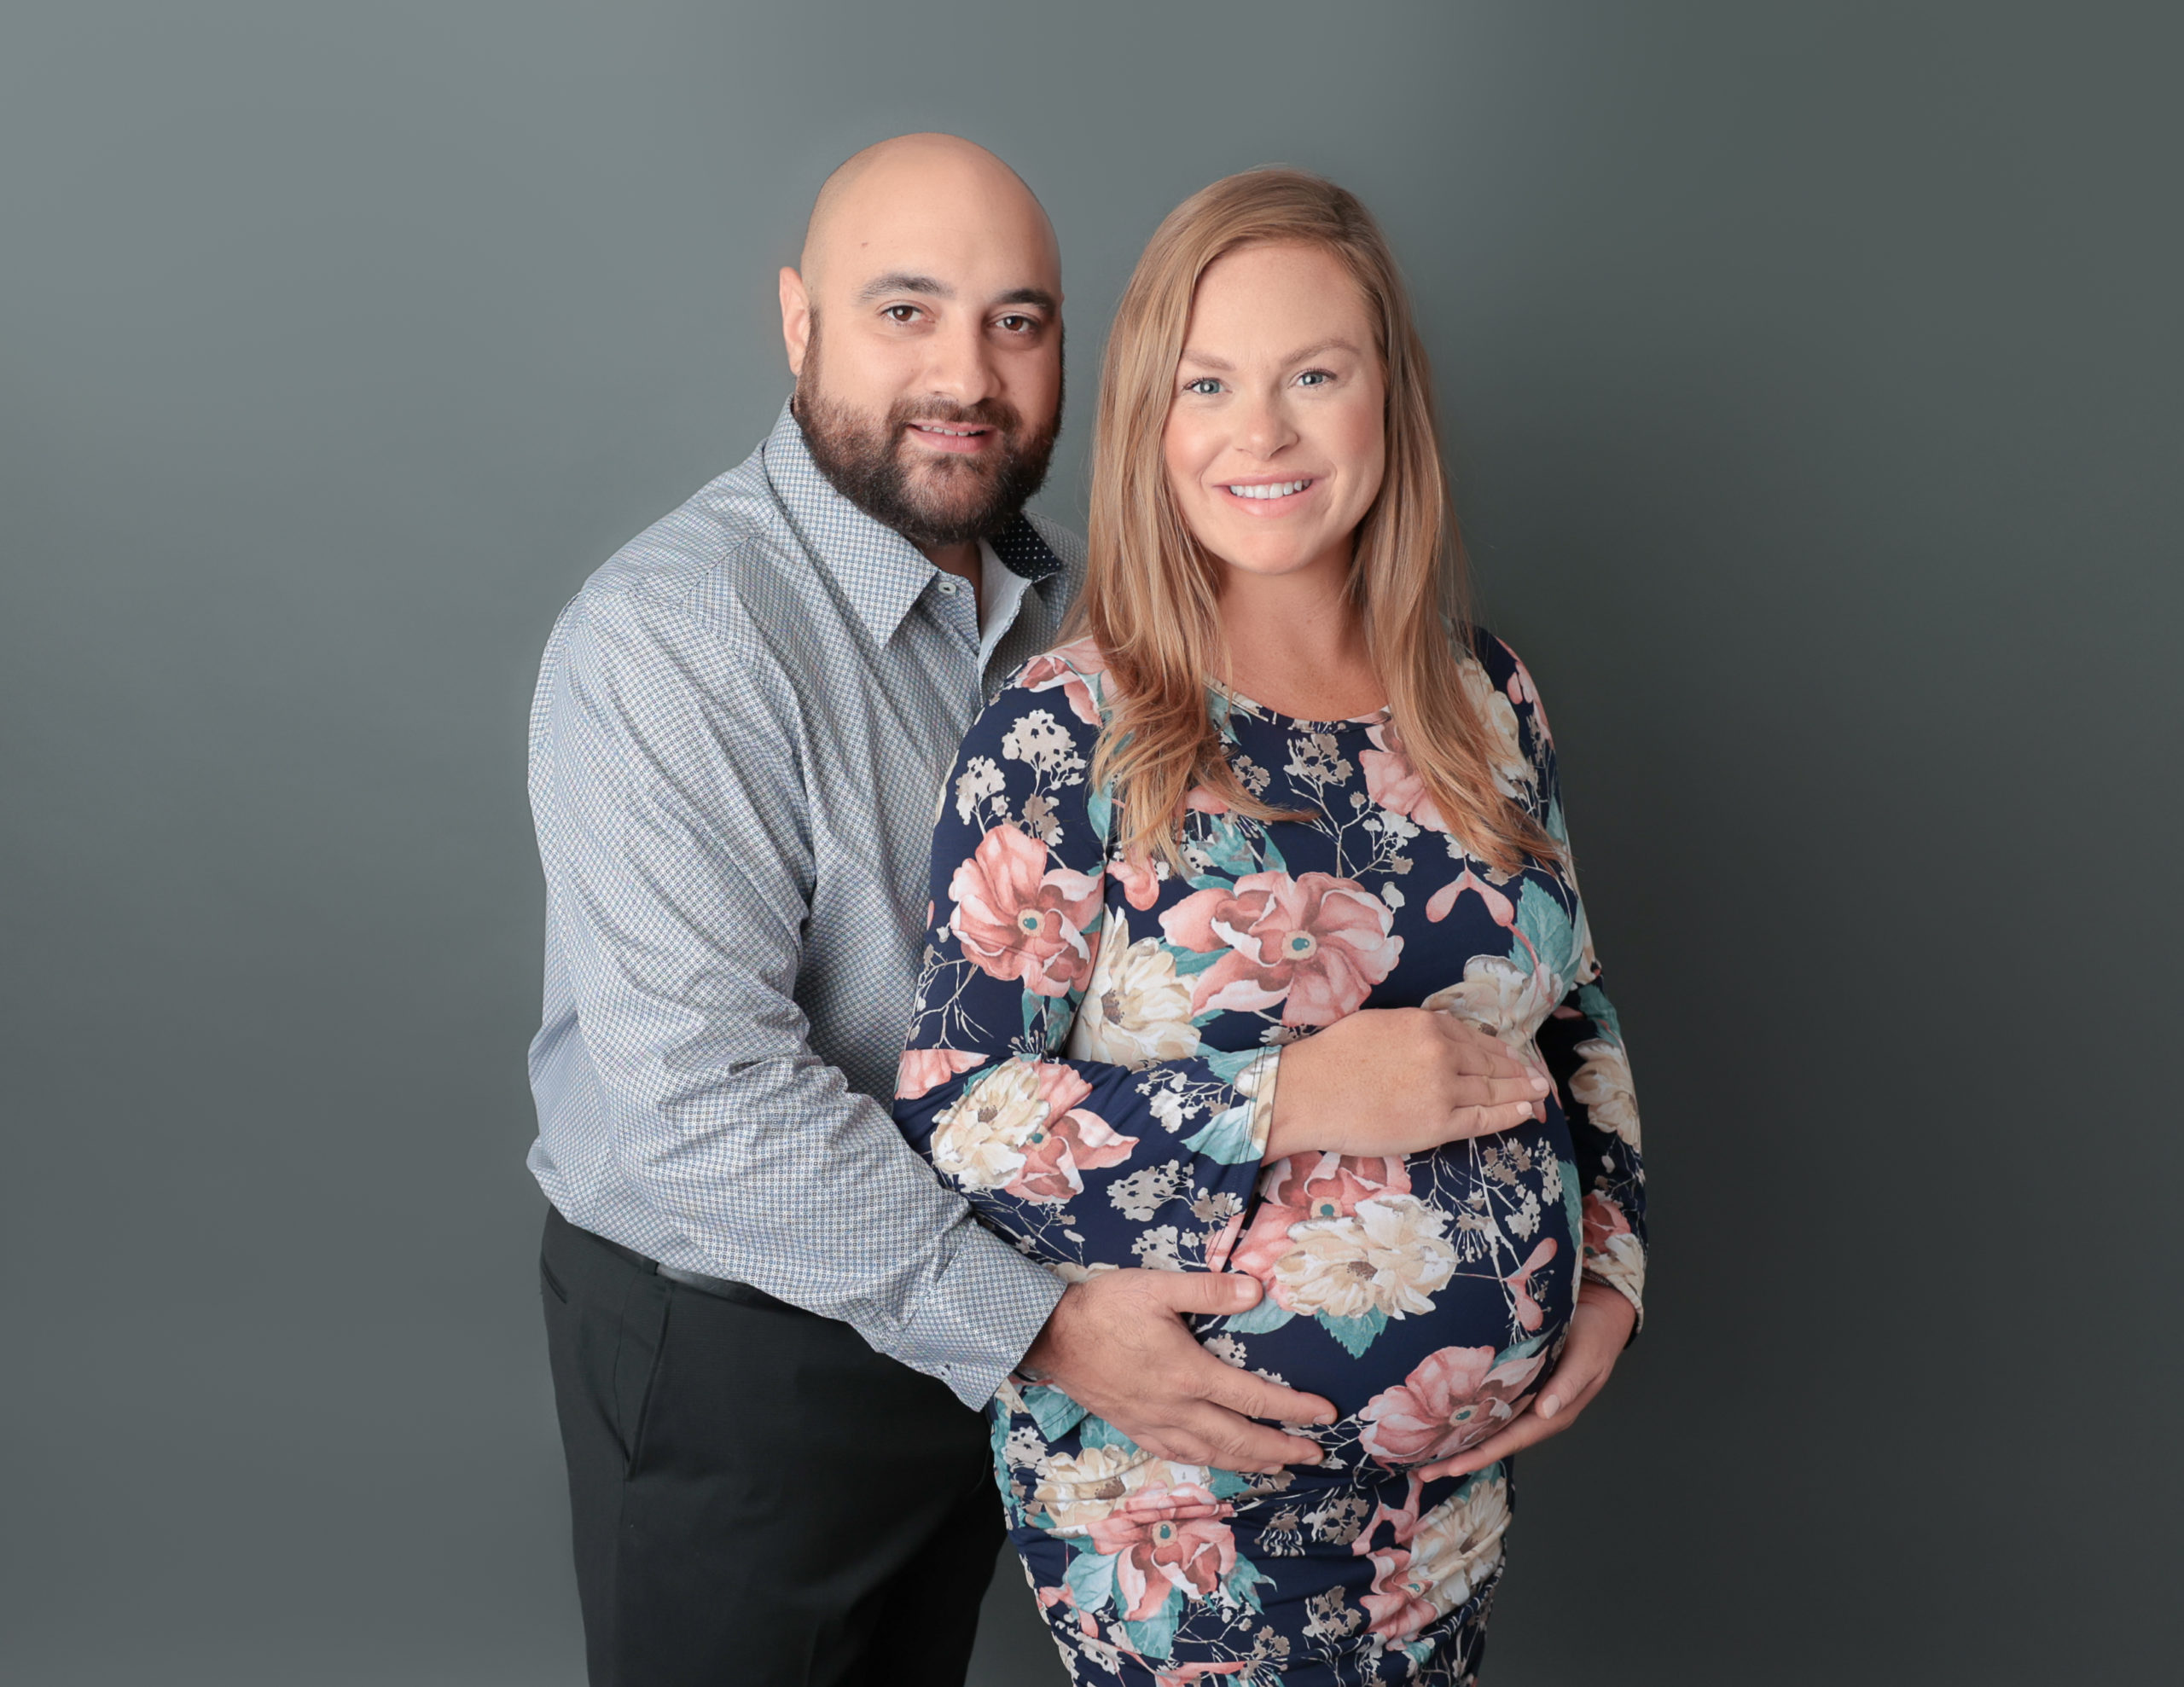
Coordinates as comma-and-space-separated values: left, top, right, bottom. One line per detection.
1297, 368, 1333, 387
1184, 377, 1223, 396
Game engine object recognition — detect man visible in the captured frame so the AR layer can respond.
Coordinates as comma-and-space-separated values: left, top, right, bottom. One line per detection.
525, 136, 1338, 1687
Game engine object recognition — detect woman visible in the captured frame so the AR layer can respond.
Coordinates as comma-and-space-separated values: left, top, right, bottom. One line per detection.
894, 170, 1646, 1684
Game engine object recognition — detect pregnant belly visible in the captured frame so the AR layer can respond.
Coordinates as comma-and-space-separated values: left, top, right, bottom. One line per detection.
1210, 1119, 1581, 1465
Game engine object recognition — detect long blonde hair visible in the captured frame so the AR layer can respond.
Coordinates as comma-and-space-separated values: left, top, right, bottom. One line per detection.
1080, 167, 1558, 874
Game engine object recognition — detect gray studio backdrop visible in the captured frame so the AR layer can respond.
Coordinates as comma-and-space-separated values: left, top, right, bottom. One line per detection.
3, 3, 2177, 1683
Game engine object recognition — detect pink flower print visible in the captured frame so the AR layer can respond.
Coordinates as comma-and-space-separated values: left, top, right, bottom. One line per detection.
1112, 846, 1162, 912
1085, 1484, 1237, 1620
1153, 1667, 1251, 1684
1007, 1064, 1138, 1202
1424, 867, 1516, 927
1356, 1345, 1548, 1466
1263, 1151, 1412, 1218
1183, 784, 1231, 816
1503, 649, 1553, 745
1583, 1191, 1634, 1260
1503, 1237, 1560, 1332
1159, 871, 1403, 1025
1361, 1545, 1439, 1640
1360, 720, 1451, 833
895, 1046, 987, 1100
948, 823, 1104, 997
1229, 1152, 1412, 1288
1019, 647, 1102, 727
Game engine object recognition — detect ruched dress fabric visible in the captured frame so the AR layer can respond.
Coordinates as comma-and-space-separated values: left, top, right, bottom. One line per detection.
892, 631, 1647, 1685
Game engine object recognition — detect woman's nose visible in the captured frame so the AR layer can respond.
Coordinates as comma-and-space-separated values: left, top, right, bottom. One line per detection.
1235, 393, 1297, 458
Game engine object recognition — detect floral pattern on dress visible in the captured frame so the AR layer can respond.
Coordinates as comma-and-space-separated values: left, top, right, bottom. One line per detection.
896, 630, 1647, 1684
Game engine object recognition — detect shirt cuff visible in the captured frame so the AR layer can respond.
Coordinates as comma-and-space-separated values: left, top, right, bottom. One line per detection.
884, 1217, 1067, 1411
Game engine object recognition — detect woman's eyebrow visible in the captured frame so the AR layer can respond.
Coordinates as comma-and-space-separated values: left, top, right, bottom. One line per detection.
1177, 337, 1362, 372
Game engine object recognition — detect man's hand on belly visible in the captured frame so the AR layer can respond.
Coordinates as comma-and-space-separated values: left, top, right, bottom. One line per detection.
1019, 1270, 1339, 1475
1415, 1278, 1640, 1483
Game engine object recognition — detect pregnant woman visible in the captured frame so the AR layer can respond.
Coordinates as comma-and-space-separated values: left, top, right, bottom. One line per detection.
894, 170, 1647, 1684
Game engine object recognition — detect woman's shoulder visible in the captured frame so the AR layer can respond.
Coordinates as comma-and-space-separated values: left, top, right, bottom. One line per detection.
997, 634, 1112, 730
1459, 623, 1556, 759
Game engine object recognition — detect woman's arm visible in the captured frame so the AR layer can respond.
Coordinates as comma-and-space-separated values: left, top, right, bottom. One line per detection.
893, 658, 1284, 1278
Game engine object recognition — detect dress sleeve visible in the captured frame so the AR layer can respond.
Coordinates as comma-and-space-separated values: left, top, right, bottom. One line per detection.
1501, 646, 1649, 1329
892, 657, 1281, 1279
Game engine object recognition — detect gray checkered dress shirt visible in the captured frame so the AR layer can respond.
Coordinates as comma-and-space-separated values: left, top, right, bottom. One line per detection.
526, 400, 1083, 1407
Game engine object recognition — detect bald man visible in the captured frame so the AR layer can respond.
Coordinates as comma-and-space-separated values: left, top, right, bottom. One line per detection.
525, 136, 1330, 1686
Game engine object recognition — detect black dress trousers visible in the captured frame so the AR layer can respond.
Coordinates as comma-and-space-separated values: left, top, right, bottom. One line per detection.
539, 1208, 1006, 1687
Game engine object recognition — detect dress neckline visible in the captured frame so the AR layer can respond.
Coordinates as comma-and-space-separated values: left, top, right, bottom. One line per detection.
1210, 678, 1391, 736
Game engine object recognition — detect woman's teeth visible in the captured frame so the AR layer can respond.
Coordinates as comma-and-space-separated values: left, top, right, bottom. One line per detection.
1226, 479, 1312, 499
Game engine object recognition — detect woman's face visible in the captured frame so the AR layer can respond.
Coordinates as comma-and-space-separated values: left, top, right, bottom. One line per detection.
1162, 241, 1387, 585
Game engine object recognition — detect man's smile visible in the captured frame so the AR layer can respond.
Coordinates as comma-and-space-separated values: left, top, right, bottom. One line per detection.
905, 420, 996, 455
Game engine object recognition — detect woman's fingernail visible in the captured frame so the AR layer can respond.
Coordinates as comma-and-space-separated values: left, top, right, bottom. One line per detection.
1539, 1394, 1560, 1419
1530, 1074, 1550, 1092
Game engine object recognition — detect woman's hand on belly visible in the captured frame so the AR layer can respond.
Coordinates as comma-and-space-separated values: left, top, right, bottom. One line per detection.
1266, 1008, 1549, 1162
1413, 1278, 1638, 1483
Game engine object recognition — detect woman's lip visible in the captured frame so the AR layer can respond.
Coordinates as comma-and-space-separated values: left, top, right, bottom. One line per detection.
905, 422, 994, 455
1215, 476, 1320, 512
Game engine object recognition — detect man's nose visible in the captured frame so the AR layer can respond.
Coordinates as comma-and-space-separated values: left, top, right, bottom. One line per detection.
920, 318, 1001, 408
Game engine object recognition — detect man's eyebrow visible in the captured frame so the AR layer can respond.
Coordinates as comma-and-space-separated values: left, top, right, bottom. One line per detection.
856, 272, 952, 303
991, 286, 1058, 313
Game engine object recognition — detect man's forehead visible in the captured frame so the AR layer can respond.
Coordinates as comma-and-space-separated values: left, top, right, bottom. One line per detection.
801, 136, 1059, 299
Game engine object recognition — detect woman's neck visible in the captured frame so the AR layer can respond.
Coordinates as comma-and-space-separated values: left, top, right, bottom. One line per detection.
1215, 542, 1385, 721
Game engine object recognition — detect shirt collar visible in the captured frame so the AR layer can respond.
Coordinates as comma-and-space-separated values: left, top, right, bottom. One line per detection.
760, 398, 1065, 645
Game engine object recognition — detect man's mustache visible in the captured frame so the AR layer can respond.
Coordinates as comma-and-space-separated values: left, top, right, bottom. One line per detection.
888, 397, 1024, 439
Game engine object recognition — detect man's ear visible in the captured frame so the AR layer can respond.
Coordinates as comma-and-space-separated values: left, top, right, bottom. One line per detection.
779, 267, 812, 378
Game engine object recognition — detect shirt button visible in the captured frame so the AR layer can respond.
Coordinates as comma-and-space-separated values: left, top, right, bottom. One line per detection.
937, 579, 959, 595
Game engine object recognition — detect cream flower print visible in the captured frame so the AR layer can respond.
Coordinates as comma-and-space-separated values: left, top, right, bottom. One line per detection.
930, 1059, 1050, 1189
1031, 1444, 1207, 1536
1457, 655, 1533, 797
1066, 912, 1199, 1068
1421, 952, 1562, 1048
1269, 1193, 1457, 1320
1405, 1474, 1511, 1617
1569, 1037, 1641, 1146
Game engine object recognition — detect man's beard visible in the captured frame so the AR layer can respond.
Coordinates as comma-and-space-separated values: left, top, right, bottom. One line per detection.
793, 328, 1060, 549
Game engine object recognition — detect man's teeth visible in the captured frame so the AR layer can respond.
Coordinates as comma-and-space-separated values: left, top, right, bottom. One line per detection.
915, 424, 982, 436
1227, 480, 1310, 499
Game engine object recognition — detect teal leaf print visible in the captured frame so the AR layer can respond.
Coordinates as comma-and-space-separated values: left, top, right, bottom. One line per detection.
1201, 1046, 1264, 1087
1020, 1383, 1090, 1443
1497, 1332, 1549, 1363
1316, 1307, 1389, 1357
1020, 989, 1043, 1042
1197, 819, 1258, 878
1515, 879, 1577, 981
1182, 1101, 1260, 1163
1167, 943, 1228, 977
1085, 783, 1113, 844
1219, 1296, 1295, 1335
1077, 1415, 1141, 1455
1206, 1467, 1255, 1500
1558, 1158, 1582, 1245
1121, 1588, 1183, 1660
1225, 1553, 1275, 1614
1576, 983, 1623, 1044
1063, 1546, 1118, 1615
1259, 833, 1287, 874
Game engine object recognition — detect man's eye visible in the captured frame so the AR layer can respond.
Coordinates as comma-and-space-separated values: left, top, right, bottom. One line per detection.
997, 314, 1035, 333
1184, 378, 1223, 396
885, 305, 921, 324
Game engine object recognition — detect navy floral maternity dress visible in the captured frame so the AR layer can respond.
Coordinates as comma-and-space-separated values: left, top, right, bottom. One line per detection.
893, 630, 1647, 1685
